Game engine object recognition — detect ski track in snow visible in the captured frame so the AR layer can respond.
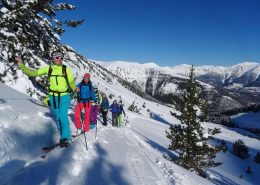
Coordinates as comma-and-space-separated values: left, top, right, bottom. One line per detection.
124, 131, 170, 185
126, 117, 198, 185
0, 104, 12, 110
91, 125, 169, 185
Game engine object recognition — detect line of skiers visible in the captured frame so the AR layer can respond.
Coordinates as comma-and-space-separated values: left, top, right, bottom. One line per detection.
110, 99, 126, 127
74, 72, 126, 132
15, 50, 126, 147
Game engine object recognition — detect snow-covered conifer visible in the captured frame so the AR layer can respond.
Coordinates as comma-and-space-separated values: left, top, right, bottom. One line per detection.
166, 65, 216, 176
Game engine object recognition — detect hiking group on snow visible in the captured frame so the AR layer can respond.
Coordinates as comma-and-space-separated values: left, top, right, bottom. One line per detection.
15, 50, 126, 148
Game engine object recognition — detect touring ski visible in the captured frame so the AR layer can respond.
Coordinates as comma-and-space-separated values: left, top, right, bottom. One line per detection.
72, 132, 83, 138
41, 142, 70, 159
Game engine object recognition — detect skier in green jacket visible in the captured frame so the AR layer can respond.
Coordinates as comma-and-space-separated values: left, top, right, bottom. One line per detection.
15, 51, 76, 147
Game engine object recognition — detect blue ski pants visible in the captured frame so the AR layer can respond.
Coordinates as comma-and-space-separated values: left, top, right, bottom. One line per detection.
49, 94, 71, 140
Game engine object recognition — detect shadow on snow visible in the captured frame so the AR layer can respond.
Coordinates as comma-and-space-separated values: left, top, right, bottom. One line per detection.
133, 128, 177, 159
0, 125, 69, 185
84, 143, 131, 185
150, 112, 172, 126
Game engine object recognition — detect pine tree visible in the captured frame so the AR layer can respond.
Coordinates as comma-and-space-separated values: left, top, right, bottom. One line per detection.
0, 0, 84, 93
233, 139, 249, 160
254, 152, 260, 163
166, 65, 216, 176
245, 165, 252, 174
0, 0, 84, 63
172, 67, 209, 122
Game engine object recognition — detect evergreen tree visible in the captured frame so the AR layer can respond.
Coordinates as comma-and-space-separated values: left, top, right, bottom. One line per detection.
172, 67, 209, 122
233, 139, 249, 160
245, 165, 253, 174
0, 0, 84, 91
166, 65, 216, 176
254, 152, 260, 163
0, 0, 84, 64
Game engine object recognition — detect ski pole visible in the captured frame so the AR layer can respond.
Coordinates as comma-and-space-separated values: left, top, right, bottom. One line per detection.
95, 105, 100, 141
124, 115, 128, 131
82, 123, 88, 151
124, 119, 125, 133
124, 117, 126, 133
95, 119, 98, 141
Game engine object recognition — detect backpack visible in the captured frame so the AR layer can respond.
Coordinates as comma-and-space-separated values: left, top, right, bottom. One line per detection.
48, 64, 72, 109
48, 64, 71, 92
101, 97, 109, 109
118, 105, 122, 114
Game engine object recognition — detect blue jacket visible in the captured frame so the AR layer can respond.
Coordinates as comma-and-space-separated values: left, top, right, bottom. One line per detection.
101, 97, 109, 110
77, 81, 96, 103
110, 103, 120, 113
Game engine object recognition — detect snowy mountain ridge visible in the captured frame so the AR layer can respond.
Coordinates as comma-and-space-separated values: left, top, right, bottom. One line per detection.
95, 60, 260, 112
97, 60, 260, 87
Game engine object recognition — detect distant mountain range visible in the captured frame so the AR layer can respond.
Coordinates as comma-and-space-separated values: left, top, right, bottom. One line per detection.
99, 61, 260, 88
97, 61, 260, 112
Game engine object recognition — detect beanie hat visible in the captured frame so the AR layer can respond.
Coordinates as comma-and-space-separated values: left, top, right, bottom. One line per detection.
84, 73, 91, 79
51, 50, 64, 58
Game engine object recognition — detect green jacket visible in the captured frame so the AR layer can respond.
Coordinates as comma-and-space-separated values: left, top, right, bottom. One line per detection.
91, 85, 102, 105
18, 63, 76, 96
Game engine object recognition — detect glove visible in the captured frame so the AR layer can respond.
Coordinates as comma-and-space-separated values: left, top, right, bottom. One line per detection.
42, 96, 50, 107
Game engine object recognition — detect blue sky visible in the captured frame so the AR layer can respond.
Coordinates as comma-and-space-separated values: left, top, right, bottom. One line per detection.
59, 0, 260, 66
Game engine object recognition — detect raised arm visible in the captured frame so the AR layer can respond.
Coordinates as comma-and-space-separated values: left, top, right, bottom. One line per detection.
16, 56, 49, 77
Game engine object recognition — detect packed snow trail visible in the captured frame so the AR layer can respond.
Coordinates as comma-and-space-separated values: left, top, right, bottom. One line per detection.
95, 127, 170, 185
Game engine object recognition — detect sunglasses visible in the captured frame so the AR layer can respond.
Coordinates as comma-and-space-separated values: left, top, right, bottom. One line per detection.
54, 56, 63, 60
84, 77, 90, 80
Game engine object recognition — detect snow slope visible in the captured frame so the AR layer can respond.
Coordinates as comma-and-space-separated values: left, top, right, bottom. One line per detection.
203, 122, 260, 185
0, 84, 212, 185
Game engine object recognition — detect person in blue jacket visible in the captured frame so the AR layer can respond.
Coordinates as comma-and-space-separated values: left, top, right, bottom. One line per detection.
110, 100, 120, 127
100, 93, 109, 126
74, 73, 96, 132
